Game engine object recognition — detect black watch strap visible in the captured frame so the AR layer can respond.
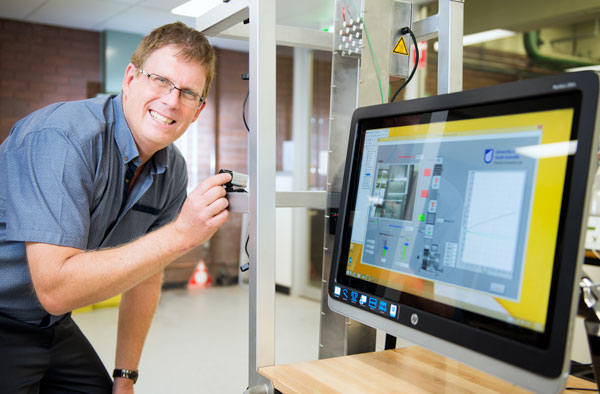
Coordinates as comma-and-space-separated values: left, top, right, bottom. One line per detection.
113, 368, 138, 384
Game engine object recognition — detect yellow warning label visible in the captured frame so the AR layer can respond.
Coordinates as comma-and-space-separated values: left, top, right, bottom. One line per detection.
393, 37, 409, 55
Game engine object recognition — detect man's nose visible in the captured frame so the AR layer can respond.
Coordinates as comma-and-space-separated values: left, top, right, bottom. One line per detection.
161, 87, 181, 108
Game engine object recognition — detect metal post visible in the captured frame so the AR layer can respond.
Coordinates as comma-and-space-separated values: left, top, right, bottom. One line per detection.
437, 0, 464, 94
320, 0, 416, 359
319, 0, 363, 359
291, 48, 315, 299
248, 0, 276, 389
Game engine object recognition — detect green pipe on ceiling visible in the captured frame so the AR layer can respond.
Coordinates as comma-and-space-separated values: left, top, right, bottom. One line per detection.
523, 30, 597, 71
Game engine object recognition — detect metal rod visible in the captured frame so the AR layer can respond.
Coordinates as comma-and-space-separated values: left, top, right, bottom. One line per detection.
437, 0, 463, 94
412, 14, 439, 42
248, 0, 276, 386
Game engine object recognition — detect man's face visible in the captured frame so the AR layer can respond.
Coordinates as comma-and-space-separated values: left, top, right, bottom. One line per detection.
122, 44, 207, 159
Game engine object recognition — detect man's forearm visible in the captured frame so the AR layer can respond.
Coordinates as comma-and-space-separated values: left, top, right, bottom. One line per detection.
115, 271, 163, 370
27, 221, 191, 315
113, 271, 163, 392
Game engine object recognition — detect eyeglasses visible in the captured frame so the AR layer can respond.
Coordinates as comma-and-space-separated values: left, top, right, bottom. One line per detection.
137, 68, 206, 109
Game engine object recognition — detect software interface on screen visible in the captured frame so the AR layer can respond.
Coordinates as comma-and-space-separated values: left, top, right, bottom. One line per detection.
343, 108, 575, 334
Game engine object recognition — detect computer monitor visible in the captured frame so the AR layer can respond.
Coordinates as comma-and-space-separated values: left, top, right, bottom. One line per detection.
328, 71, 600, 393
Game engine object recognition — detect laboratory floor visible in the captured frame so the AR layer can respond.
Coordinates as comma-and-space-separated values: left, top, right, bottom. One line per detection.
73, 285, 320, 394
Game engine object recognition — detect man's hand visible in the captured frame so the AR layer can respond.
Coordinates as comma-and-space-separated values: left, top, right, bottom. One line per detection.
173, 172, 231, 248
113, 377, 134, 394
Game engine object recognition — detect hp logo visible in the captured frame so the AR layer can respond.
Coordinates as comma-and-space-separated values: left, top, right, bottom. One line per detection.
410, 313, 419, 326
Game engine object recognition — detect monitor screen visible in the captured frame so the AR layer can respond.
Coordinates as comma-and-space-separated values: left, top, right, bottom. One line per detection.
328, 71, 600, 393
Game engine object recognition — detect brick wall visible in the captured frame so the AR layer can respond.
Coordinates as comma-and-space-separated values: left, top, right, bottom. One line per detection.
276, 48, 294, 171
0, 19, 100, 142
207, 48, 250, 277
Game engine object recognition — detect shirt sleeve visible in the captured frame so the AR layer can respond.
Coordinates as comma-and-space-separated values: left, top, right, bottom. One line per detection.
4, 127, 94, 249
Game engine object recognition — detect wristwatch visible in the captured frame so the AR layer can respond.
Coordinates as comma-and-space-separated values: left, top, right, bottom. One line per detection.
113, 369, 138, 384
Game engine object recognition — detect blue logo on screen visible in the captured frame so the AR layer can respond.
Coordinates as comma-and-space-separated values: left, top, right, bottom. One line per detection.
350, 291, 359, 303
378, 301, 387, 313
342, 288, 349, 299
484, 149, 494, 163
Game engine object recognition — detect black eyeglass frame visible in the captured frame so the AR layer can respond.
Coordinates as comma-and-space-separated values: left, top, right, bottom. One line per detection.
137, 68, 206, 109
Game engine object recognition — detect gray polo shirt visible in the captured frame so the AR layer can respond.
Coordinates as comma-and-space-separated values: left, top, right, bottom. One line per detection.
0, 94, 188, 326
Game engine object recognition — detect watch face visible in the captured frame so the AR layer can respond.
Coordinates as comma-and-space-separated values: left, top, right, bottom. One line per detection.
128, 371, 138, 383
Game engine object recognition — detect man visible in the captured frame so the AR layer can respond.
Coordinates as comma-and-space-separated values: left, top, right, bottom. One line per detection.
0, 22, 230, 393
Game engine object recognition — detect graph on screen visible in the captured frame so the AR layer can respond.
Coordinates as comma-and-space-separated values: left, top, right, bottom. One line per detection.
459, 171, 527, 280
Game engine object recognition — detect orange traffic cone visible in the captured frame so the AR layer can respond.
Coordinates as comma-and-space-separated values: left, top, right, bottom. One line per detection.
187, 260, 212, 289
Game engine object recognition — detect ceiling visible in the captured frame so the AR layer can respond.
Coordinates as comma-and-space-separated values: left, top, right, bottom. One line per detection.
0, 0, 338, 51
0, 0, 197, 34
2, 0, 600, 51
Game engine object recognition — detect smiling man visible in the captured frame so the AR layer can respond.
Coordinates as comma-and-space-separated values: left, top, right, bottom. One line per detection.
0, 22, 230, 393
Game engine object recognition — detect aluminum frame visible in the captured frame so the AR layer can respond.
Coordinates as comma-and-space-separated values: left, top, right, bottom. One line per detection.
197, 0, 465, 388
195, 0, 250, 36
247, 0, 277, 388
215, 24, 333, 51
438, 0, 464, 93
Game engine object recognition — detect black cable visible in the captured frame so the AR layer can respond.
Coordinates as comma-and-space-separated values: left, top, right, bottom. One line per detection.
565, 388, 598, 392
240, 235, 250, 272
390, 27, 419, 103
239, 73, 250, 273
242, 89, 249, 132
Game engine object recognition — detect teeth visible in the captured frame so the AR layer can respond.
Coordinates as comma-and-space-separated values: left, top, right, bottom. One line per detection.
150, 110, 174, 125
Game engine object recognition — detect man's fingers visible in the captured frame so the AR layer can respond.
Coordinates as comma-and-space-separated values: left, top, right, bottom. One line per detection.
208, 205, 230, 227
195, 173, 232, 196
205, 196, 229, 217
173, 174, 233, 247
201, 184, 227, 205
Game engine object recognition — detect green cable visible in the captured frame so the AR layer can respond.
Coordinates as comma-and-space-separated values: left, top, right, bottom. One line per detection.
347, 0, 384, 104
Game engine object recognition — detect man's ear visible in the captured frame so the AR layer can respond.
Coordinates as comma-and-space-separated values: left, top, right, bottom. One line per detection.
121, 63, 138, 96
192, 101, 207, 122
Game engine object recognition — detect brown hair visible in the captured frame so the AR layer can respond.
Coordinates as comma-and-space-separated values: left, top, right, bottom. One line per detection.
131, 22, 216, 98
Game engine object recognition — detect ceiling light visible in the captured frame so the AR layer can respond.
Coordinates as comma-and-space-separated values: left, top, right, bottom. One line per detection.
171, 0, 223, 18
433, 29, 516, 51
463, 29, 515, 46
567, 65, 600, 72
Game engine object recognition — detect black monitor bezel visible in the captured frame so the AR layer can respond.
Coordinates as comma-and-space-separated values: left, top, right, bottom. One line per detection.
328, 71, 599, 378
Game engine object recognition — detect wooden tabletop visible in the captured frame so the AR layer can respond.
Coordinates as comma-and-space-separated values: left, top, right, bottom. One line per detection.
259, 346, 597, 394
586, 250, 600, 260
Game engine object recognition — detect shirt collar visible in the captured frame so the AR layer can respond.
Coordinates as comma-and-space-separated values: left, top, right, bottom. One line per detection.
151, 148, 168, 175
113, 94, 168, 174
113, 94, 140, 167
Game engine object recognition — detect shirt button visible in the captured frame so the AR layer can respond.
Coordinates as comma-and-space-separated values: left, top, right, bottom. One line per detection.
125, 179, 130, 183
124, 156, 129, 161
